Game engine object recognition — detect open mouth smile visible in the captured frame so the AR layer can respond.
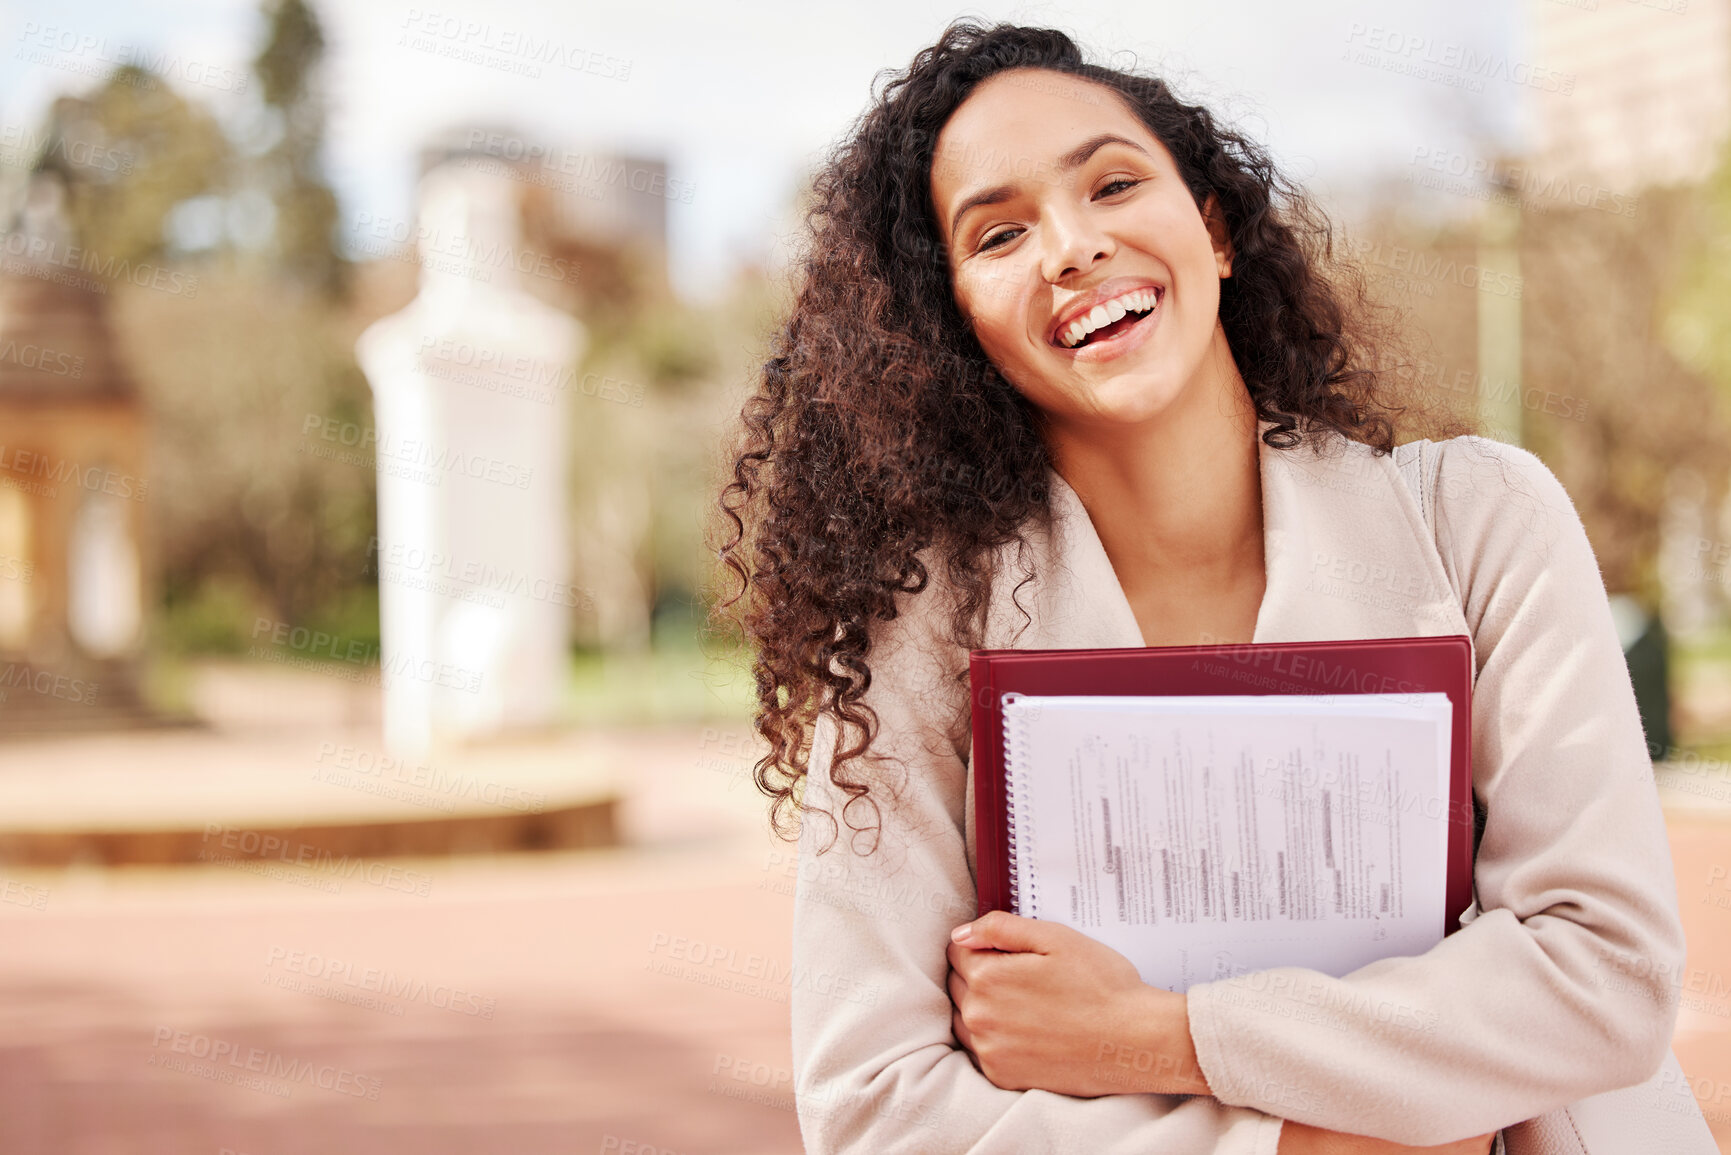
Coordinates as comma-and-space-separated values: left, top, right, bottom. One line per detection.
1049, 286, 1163, 358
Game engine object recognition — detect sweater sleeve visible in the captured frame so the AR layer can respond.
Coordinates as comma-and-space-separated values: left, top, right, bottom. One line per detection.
1183, 435, 1686, 1145
789, 575, 1286, 1155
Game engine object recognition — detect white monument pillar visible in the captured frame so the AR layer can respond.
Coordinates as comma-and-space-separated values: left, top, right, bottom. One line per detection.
356, 162, 582, 758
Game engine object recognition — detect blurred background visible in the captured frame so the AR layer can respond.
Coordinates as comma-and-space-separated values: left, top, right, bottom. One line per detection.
1, 0, 1730, 1151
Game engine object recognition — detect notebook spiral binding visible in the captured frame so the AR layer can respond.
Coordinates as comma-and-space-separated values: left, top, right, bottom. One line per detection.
1001, 693, 1037, 918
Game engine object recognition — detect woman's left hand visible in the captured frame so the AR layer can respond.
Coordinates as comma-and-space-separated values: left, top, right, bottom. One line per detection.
947, 911, 1211, 1098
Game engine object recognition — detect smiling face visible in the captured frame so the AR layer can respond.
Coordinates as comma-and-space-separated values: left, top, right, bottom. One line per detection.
929, 68, 1238, 436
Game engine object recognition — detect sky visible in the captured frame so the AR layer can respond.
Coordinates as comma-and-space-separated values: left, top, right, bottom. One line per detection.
1, 0, 1534, 301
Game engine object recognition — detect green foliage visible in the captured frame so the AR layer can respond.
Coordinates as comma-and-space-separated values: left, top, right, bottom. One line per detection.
251, 0, 344, 294
38, 69, 230, 264
1664, 142, 1731, 403
563, 641, 755, 728
631, 306, 719, 390
1672, 622, 1731, 757
115, 266, 378, 635
155, 574, 377, 658
295, 582, 382, 653
253, 0, 325, 108
73, 0, 367, 653
156, 574, 262, 655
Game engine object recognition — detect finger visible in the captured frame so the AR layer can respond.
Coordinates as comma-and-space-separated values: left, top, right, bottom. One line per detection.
947, 939, 993, 982
947, 965, 969, 1008
952, 909, 1055, 954
951, 1005, 977, 1057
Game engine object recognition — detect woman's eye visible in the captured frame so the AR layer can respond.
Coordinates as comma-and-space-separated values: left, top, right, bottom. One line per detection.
978, 228, 1020, 253
1097, 178, 1141, 198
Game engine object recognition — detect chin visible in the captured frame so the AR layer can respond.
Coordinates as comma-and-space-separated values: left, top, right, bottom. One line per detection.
1066, 371, 1184, 426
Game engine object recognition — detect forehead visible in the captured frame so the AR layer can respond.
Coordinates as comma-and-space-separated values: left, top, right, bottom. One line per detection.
931, 69, 1162, 193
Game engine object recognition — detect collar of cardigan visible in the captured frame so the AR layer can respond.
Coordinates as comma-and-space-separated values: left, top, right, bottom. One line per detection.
983, 419, 1469, 652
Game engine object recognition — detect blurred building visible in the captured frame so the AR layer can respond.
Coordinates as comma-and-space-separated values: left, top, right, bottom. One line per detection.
415, 125, 672, 315
1528, 0, 1731, 195
0, 174, 151, 732
1523, 0, 1731, 640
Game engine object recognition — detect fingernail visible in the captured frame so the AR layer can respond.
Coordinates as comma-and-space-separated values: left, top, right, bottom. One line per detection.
951, 923, 972, 943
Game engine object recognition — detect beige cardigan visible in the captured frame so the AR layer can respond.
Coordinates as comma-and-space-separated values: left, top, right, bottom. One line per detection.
789, 425, 1685, 1153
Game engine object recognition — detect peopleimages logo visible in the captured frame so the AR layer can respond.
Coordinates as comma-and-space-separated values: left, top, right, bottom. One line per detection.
264, 946, 497, 1019
396, 10, 632, 82
460, 131, 694, 203
199, 824, 435, 897
0, 661, 99, 706
149, 1027, 381, 1098
1343, 23, 1576, 95
0, 339, 83, 377
314, 739, 548, 814
0, 444, 148, 502
1343, 236, 1523, 298
248, 616, 485, 695
367, 536, 596, 611
1408, 146, 1639, 220
0, 123, 135, 175
300, 414, 536, 490
349, 211, 578, 285
416, 336, 645, 408
0, 230, 200, 297
15, 23, 250, 93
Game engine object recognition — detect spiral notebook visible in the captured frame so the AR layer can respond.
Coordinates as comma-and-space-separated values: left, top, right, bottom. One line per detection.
970, 636, 1474, 993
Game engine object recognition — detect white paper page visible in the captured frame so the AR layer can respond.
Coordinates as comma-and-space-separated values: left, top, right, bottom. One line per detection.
1003, 692, 1453, 992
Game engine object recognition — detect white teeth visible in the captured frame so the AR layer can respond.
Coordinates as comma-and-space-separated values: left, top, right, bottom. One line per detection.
1057, 288, 1160, 348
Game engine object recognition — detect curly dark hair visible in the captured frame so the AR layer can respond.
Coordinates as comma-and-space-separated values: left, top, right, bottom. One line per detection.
713, 19, 1427, 851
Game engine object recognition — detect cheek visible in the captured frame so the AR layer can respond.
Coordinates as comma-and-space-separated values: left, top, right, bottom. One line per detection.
1184, 229, 1227, 289
958, 277, 1037, 356
1147, 225, 1223, 329
1177, 272, 1222, 331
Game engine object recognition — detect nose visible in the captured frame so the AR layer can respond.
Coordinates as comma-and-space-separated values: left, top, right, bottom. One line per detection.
1039, 200, 1114, 283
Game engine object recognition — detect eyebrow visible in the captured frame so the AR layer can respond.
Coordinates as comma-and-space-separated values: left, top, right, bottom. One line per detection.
944, 133, 1153, 240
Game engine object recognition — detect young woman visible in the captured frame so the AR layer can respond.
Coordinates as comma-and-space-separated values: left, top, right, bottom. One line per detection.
715, 20, 1689, 1155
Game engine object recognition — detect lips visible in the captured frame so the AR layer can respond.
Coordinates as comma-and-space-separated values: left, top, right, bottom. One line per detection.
1047, 282, 1165, 349
1072, 306, 1150, 349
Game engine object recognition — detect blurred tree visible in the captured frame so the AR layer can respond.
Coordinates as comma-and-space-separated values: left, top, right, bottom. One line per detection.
517, 181, 720, 653
1666, 141, 1731, 394
1347, 187, 1730, 612
13, 1, 376, 643
1522, 187, 1731, 607
251, 0, 346, 296
31, 68, 229, 263
116, 267, 377, 637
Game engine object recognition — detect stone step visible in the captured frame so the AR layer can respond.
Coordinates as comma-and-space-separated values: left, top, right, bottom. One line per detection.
0, 798, 618, 867
0, 725, 623, 867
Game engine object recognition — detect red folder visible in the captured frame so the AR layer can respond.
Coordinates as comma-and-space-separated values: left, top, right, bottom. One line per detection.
970, 634, 1475, 934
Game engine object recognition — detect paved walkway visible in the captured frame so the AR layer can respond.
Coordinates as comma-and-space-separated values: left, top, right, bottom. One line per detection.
0, 703, 803, 1154
0, 663, 1724, 1152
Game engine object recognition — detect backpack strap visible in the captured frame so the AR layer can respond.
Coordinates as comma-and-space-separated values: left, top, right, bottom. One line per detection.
1393, 437, 1458, 617
1393, 437, 1440, 533
1394, 437, 1490, 876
